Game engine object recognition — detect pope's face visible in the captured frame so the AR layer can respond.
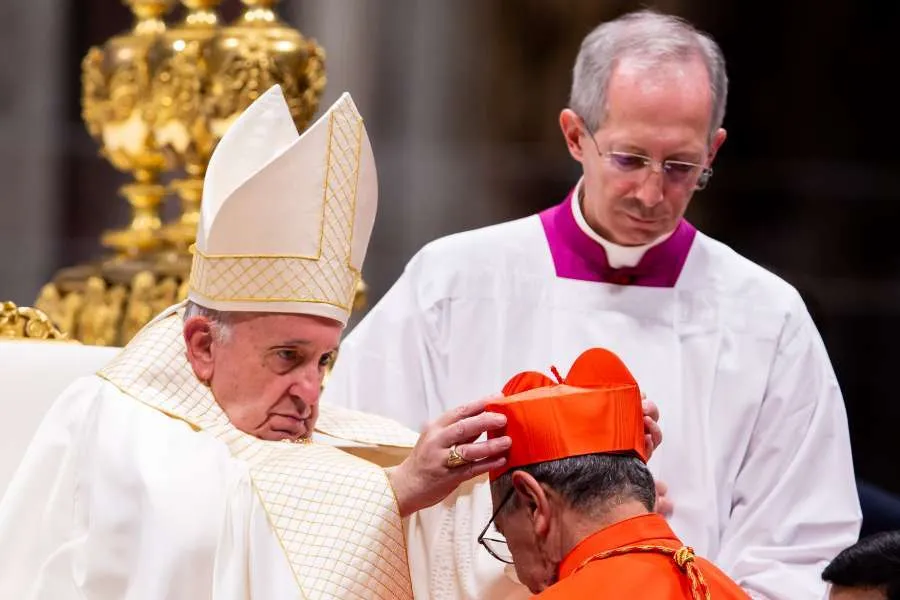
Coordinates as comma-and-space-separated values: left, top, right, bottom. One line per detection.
189, 312, 341, 442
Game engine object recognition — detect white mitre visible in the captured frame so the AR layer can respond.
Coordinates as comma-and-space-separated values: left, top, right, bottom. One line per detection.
188, 85, 376, 326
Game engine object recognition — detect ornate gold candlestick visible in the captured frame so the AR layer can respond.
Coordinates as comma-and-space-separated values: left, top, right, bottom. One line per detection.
152, 0, 222, 251
206, 0, 326, 137
82, 0, 175, 257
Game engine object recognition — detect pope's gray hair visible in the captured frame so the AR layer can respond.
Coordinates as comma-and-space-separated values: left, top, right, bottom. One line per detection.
570, 9, 728, 142
183, 300, 234, 343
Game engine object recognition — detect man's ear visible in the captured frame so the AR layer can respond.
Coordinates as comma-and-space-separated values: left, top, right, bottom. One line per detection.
183, 316, 215, 384
511, 471, 553, 538
559, 108, 586, 164
707, 127, 727, 165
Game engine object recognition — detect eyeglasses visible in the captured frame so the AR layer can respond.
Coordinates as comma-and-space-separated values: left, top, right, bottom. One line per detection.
579, 120, 713, 191
477, 488, 515, 564
600, 149, 713, 190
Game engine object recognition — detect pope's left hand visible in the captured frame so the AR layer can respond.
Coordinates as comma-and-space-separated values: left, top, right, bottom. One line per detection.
387, 396, 511, 518
642, 396, 674, 516
643, 397, 662, 457
655, 480, 674, 516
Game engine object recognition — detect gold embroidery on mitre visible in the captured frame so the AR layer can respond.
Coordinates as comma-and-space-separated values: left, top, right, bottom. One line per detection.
98, 305, 413, 599
189, 99, 364, 314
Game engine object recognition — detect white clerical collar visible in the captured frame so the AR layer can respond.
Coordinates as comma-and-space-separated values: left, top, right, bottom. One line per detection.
570, 178, 674, 268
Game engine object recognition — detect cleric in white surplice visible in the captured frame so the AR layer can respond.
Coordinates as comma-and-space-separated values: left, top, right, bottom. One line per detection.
322, 10, 862, 600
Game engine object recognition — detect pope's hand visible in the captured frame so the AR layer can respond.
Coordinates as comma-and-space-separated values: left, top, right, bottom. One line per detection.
387, 397, 511, 518
641, 397, 674, 516
655, 479, 674, 516
642, 397, 662, 457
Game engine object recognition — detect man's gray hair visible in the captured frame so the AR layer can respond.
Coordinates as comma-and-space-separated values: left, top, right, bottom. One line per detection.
183, 300, 234, 342
570, 9, 728, 142
492, 453, 655, 518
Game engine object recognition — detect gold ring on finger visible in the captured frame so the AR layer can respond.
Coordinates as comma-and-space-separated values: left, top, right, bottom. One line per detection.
446, 444, 470, 468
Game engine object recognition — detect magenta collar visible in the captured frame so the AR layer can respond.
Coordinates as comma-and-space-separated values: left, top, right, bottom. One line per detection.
539, 191, 696, 287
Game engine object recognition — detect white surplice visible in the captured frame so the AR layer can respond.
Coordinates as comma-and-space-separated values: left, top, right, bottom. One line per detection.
323, 190, 861, 600
0, 305, 417, 600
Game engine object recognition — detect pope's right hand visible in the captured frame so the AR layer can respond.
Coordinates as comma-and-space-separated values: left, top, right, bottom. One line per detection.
386, 397, 511, 518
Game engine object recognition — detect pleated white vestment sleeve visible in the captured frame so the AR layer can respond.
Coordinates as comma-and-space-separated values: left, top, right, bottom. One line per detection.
713, 293, 860, 598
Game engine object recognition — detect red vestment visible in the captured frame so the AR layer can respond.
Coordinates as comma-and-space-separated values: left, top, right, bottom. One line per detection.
535, 514, 749, 599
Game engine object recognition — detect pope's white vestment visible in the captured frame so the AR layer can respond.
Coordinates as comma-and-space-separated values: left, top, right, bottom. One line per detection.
323, 185, 862, 600
0, 81, 429, 599
0, 306, 417, 599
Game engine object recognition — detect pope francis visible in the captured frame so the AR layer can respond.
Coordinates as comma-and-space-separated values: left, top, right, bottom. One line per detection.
0, 87, 511, 599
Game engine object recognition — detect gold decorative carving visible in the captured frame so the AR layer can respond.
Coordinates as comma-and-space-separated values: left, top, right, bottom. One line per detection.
82, 0, 173, 257
122, 272, 158, 342
206, 0, 326, 137
154, 276, 180, 316
41, 0, 370, 347
152, 0, 222, 251
35, 284, 83, 335
0, 302, 72, 341
352, 279, 369, 313
77, 277, 128, 346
